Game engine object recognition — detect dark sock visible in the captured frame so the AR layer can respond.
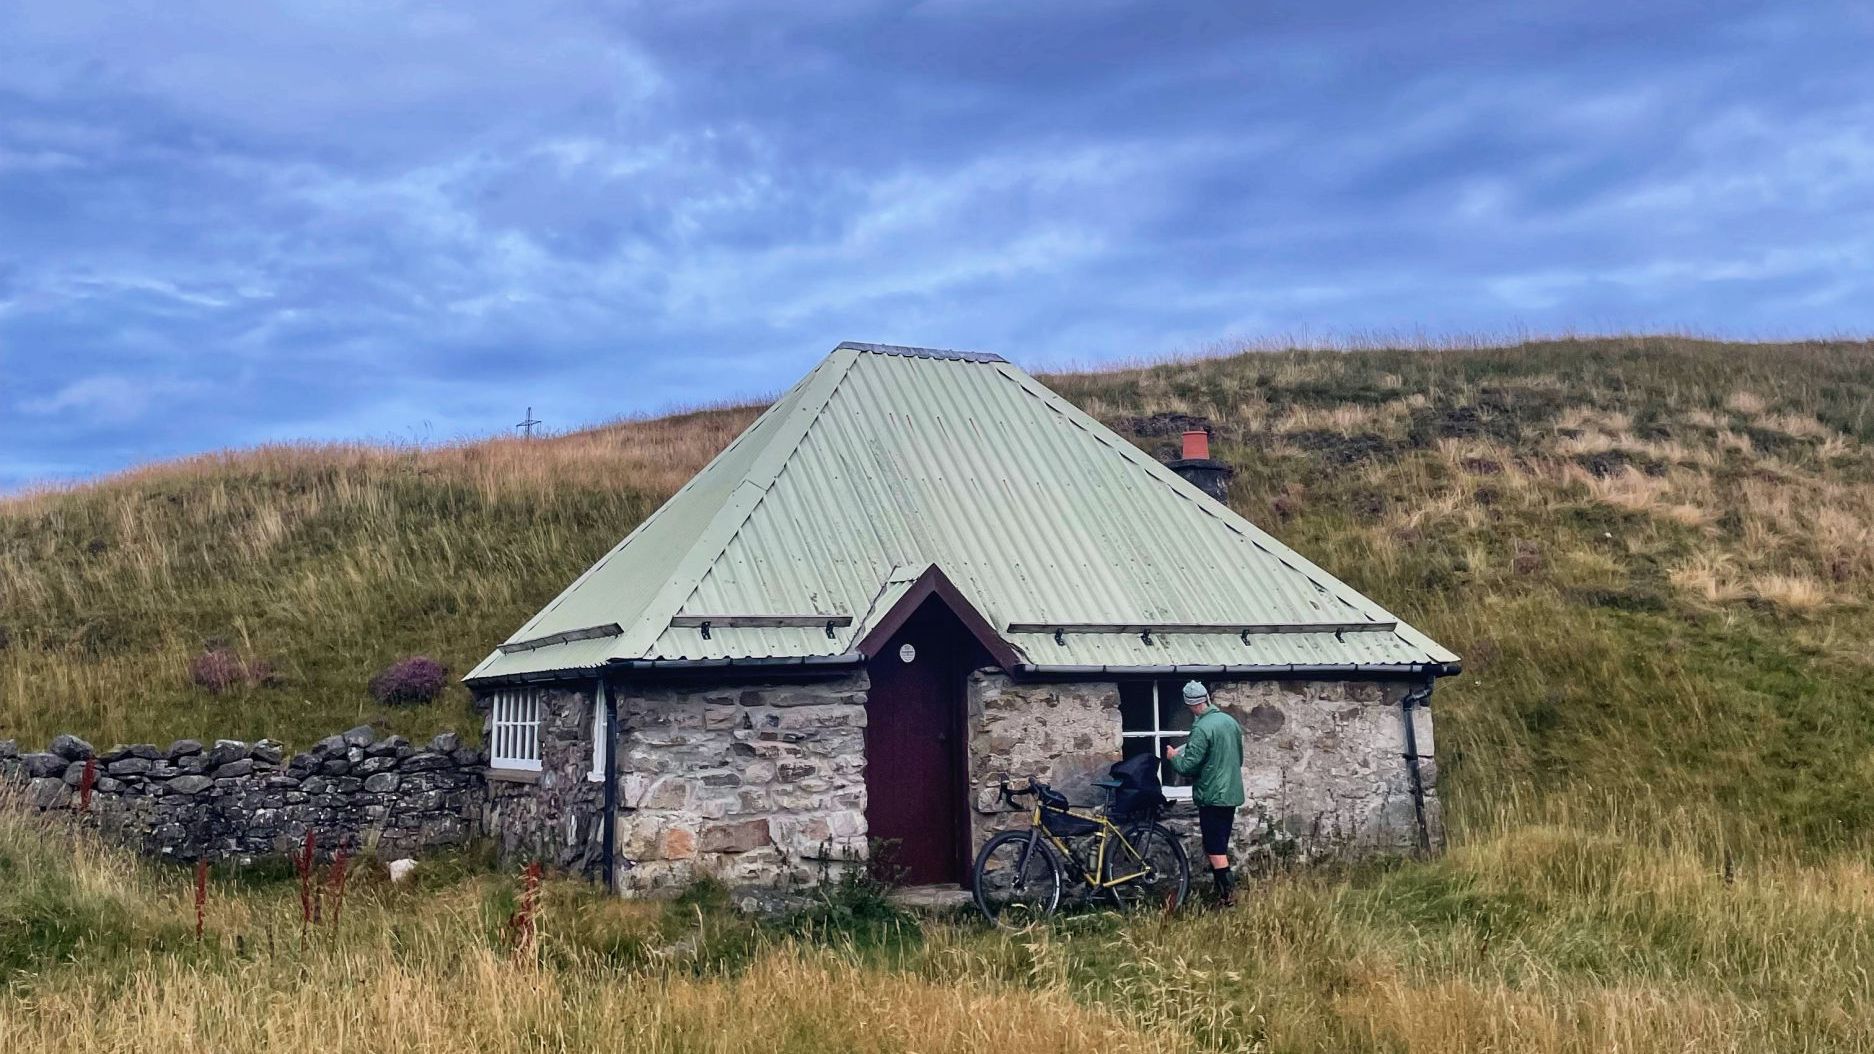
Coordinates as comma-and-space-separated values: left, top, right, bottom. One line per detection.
1212, 866, 1229, 895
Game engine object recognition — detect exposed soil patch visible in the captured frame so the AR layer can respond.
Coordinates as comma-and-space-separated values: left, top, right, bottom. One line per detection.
1284, 430, 1397, 465
1573, 449, 1668, 478
1408, 404, 1522, 447
1117, 411, 1214, 438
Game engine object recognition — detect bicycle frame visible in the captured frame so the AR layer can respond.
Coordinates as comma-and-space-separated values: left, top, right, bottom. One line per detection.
1013, 799, 1155, 891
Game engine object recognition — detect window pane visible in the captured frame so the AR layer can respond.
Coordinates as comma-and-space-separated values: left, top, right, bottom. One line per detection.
1119, 682, 1154, 733
1158, 680, 1195, 733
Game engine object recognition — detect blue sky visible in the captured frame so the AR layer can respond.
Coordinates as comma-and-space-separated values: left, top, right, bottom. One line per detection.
2, 2, 1871, 489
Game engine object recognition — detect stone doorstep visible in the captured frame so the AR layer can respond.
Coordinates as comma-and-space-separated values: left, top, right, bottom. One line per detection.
888, 884, 974, 913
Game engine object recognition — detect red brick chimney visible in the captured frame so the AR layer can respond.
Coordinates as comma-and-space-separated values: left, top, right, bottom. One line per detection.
1168, 427, 1232, 503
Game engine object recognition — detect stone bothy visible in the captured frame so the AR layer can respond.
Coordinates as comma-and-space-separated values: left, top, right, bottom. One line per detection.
467, 342, 1459, 894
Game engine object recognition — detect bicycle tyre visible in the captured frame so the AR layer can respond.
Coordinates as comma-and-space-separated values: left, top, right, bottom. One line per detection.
972, 830, 1063, 926
1103, 822, 1190, 913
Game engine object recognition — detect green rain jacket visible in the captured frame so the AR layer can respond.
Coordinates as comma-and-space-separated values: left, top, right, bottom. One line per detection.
1168, 707, 1245, 807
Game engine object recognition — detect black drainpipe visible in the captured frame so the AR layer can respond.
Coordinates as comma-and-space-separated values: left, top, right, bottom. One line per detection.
599, 675, 620, 893
1399, 680, 1434, 855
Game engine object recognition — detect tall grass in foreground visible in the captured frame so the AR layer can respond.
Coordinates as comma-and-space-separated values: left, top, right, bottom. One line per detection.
6, 803, 1874, 1052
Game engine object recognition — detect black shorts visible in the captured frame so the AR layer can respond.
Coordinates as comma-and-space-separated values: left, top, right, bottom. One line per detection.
1197, 805, 1236, 857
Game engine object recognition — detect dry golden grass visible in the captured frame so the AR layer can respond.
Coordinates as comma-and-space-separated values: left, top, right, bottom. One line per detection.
1749, 572, 1834, 612
9, 803, 1874, 1053
17, 946, 1159, 1054
1725, 390, 1769, 416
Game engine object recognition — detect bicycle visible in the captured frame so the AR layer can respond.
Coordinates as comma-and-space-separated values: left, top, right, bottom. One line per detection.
971, 775, 1190, 926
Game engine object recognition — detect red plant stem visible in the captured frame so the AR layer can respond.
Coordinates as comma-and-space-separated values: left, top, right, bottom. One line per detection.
78, 758, 97, 814
328, 847, 350, 927
296, 830, 316, 931
510, 860, 543, 954
194, 859, 208, 940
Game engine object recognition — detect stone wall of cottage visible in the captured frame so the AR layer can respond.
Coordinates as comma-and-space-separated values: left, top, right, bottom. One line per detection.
610, 672, 869, 894
1210, 678, 1439, 856
481, 686, 609, 879
0, 727, 483, 861
965, 671, 1440, 864
965, 672, 1123, 850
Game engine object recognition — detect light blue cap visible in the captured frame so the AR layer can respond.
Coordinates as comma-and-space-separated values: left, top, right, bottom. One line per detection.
1181, 680, 1209, 704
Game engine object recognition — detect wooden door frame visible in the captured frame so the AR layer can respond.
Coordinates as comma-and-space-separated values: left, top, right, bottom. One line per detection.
858, 568, 1001, 885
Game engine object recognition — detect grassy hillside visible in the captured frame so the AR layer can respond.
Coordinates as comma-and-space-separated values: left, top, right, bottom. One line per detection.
7, 336, 1874, 853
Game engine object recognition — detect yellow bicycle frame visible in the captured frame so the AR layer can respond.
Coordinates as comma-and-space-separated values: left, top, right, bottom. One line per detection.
1020, 800, 1154, 889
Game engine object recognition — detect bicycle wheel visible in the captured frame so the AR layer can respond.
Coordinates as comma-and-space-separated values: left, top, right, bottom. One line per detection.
972, 830, 1063, 926
1103, 823, 1190, 913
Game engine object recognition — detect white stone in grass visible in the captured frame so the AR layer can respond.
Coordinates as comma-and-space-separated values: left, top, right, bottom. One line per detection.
387, 858, 419, 883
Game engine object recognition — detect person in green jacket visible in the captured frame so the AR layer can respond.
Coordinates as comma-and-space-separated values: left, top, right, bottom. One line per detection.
1165, 680, 1244, 906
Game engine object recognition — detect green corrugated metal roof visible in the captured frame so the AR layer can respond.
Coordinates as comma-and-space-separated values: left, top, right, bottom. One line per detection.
465, 343, 1458, 683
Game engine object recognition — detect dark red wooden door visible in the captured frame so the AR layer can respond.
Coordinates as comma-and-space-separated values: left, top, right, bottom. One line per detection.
864, 599, 970, 885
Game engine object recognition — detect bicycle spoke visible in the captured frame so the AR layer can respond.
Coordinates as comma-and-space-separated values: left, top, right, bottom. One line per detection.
1103, 825, 1189, 912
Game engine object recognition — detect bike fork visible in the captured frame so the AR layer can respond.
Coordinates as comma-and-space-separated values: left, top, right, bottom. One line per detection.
1012, 829, 1041, 891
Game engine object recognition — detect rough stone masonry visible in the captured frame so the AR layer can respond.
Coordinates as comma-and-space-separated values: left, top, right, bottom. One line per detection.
601, 673, 872, 895
0, 726, 484, 860
965, 671, 1439, 865
2, 668, 1436, 886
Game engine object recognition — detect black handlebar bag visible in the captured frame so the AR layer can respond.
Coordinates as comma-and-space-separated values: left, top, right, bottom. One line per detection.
1037, 784, 1101, 836
1106, 753, 1167, 821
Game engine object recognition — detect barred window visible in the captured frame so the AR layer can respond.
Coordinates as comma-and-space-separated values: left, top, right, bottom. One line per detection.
489, 689, 542, 771
1119, 680, 1194, 799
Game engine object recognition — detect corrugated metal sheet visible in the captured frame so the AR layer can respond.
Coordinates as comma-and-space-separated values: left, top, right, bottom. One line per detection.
467, 343, 1457, 682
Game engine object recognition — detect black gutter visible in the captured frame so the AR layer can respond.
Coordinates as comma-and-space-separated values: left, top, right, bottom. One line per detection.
599, 674, 620, 893
1011, 661, 1462, 677
1400, 680, 1435, 855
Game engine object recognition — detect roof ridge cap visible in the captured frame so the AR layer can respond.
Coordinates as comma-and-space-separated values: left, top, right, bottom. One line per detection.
834, 341, 1007, 364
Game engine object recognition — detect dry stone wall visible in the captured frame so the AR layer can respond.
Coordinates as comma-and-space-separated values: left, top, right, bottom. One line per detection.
0, 726, 484, 861
610, 672, 869, 894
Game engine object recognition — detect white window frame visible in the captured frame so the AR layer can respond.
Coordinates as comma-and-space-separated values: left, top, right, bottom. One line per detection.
587, 679, 608, 783
489, 688, 542, 772
1120, 681, 1194, 801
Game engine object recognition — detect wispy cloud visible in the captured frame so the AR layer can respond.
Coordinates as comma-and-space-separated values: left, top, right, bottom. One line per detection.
1, 1, 1870, 490
21, 373, 208, 420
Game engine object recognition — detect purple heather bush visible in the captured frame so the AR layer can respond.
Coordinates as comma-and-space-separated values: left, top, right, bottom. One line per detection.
369, 656, 449, 706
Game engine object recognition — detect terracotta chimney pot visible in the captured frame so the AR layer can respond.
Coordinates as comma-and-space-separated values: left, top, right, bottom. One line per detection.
1181, 429, 1210, 461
